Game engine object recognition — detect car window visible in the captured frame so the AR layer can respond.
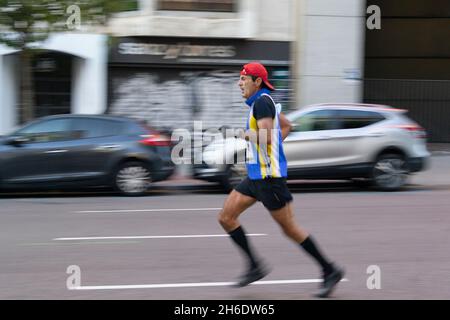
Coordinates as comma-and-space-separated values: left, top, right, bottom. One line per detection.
16, 118, 73, 143
337, 110, 385, 129
71, 118, 125, 139
291, 110, 338, 132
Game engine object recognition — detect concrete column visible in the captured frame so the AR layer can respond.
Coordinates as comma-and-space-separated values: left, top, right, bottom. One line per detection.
0, 47, 19, 135
296, 0, 365, 108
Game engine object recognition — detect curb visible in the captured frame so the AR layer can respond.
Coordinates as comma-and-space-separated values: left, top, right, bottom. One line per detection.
431, 151, 450, 157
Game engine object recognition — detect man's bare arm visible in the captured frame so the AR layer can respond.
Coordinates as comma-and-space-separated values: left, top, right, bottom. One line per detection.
241, 118, 273, 145
243, 114, 291, 144
256, 117, 273, 145
279, 112, 292, 141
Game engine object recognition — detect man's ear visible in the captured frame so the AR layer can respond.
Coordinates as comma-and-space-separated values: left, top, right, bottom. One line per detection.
255, 77, 263, 88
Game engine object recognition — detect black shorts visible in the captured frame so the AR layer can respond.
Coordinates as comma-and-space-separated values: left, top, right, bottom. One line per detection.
235, 177, 293, 211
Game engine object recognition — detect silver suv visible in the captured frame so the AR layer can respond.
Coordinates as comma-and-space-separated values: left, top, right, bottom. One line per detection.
192, 103, 430, 191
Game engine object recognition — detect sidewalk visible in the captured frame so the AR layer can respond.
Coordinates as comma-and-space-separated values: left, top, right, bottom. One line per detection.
428, 143, 450, 156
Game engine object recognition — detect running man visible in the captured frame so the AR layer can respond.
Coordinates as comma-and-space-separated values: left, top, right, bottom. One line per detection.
218, 62, 344, 298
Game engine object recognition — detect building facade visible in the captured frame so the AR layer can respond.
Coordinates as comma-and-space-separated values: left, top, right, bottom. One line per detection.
0, 33, 108, 135
106, 0, 294, 131
0, 0, 366, 135
364, 0, 450, 142
105, 0, 366, 131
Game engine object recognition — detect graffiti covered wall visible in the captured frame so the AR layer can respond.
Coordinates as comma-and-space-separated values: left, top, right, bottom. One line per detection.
108, 69, 248, 131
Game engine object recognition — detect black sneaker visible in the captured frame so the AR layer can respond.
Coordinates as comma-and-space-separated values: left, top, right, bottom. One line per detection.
315, 266, 344, 298
233, 262, 270, 288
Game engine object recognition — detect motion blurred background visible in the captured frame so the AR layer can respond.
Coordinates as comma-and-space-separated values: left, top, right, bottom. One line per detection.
1, 0, 449, 143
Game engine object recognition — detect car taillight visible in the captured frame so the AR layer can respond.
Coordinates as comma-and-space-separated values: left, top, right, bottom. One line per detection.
139, 134, 172, 147
394, 124, 427, 140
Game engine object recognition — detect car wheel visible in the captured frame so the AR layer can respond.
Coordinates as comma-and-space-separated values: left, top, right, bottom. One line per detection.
372, 153, 409, 191
114, 161, 152, 196
221, 163, 247, 193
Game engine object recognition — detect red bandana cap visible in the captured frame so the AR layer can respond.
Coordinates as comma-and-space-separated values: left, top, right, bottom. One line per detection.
240, 62, 275, 91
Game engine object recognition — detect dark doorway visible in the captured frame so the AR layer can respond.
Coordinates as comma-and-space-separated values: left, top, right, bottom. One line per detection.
364, 0, 450, 142
32, 51, 72, 119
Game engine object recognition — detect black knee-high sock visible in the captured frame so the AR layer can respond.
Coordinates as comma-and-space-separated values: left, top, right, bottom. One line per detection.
300, 236, 333, 274
229, 226, 258, 269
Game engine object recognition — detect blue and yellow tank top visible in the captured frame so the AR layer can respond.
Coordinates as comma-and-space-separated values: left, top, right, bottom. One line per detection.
245, 89, 288, 180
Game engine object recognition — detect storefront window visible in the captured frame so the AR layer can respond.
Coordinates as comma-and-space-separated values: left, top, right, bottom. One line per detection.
157, 0, 236, 12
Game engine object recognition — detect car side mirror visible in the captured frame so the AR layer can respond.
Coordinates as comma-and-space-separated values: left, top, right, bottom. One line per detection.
5, 135, 30, 146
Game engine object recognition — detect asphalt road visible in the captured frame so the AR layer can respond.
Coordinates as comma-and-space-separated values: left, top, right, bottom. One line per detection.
1, 156, 450, 300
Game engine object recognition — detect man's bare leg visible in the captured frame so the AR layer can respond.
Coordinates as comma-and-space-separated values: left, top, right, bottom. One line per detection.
218, 190, 256, 232
218, 190, 269, 286
271, 203, 344, 297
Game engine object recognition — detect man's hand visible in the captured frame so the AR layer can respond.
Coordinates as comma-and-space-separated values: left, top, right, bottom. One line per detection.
240, 129, 256, 142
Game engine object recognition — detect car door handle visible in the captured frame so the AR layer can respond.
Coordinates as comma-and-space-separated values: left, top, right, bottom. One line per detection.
96, 145, 120, 151
44, 149, 68, 154
365, 133, 384, 137
317, 136, 332, 140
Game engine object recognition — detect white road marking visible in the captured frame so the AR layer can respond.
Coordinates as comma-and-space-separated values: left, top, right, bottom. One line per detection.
54, 234, 267, 241
74, 208, 222, 214
22, 241, 140, 246
69, 278, 349, 291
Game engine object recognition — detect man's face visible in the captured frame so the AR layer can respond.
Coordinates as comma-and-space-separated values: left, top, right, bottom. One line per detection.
238, 75, 261, 99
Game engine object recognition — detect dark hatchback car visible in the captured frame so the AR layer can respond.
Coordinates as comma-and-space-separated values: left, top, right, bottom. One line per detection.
0, 114, 175, 196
